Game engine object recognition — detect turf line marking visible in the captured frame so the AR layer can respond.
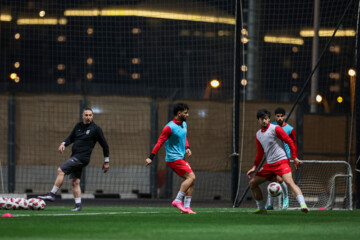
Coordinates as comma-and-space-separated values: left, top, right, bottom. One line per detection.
11, 210, 241, 217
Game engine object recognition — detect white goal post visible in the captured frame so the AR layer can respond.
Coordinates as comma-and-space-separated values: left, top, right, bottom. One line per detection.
269, 160, 353, 210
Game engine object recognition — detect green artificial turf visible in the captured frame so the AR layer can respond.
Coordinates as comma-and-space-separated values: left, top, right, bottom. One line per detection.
1, 207, 360, 240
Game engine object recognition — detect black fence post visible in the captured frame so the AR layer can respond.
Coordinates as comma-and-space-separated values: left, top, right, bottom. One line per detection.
7, 95, 16, 193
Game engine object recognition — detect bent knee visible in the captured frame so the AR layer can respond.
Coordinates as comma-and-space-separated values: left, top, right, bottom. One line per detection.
57, 168, 65, 176
249, 179, 258, 189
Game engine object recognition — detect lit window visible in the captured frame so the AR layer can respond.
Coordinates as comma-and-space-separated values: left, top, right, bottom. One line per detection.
132, 73, 140, 79
87, 28, 94, 35
86, 73, 93, 80
292, 73, 298, 79
57, 36, 66, 42
57, 78, 65, 84
132, 28, 141, 34
57, 64, 65, 70
87, 58, 93, 65
132, 58, 141, 64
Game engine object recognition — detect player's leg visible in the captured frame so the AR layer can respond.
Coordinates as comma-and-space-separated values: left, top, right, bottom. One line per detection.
281, 172, 309, 213
276, 175, 289, 210
38, 167, 65, 202
168, 159, 194, 213
71, 177, 82, 211
249, 175, 268, 213
70, 167, 83, 211
183, 172, 196, 214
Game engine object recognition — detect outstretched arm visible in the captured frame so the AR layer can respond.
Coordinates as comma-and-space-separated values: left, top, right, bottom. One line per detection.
145, 126, 171, 166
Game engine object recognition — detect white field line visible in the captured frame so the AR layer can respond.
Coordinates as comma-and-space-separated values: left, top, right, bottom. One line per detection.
10, 210, 241, 217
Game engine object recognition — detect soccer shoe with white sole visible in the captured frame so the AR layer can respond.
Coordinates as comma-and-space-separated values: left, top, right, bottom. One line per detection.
301, 205, 309, 213
282, 197, 289, 210
71, 204, 82, 211
37, 193, 56, 202
172, 200, 187, 213
184, 207, 196, 214
253, 209, 267, 214
265, 205, 274, 210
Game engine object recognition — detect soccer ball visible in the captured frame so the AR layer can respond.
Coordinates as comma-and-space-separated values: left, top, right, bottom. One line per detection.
0, 197, 8, 209
29, 198, 46, 210
5, 198, 19, 210
17, 198, 29, 210
267, 182, 282, 197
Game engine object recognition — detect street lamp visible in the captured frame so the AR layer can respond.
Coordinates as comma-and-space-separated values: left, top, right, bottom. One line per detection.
348, 68, 356, 113
210, 79, 220, 88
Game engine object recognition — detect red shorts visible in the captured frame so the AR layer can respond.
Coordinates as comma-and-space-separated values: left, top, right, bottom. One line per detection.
166, 159, 193, 177
255, 159, 291, 179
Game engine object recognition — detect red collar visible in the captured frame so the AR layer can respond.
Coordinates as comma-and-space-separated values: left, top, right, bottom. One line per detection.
261, 123, 271, 132
172, 118, 182, 125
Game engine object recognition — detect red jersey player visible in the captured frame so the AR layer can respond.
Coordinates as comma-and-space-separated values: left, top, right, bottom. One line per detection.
247, 109, 309, 214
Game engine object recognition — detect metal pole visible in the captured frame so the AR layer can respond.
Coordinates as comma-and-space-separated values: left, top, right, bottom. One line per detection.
355, 0, 360, 209
7, 94, 16, 193
310, 0, 320, 113
246, 0, 261, 100
79, 96, 87, 193
165, 100, 174, 198
231, 0, 242, 202
150, 99, 158, 198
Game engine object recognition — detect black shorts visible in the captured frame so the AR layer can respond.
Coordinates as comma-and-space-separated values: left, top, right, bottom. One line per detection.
60, 157, 87, 179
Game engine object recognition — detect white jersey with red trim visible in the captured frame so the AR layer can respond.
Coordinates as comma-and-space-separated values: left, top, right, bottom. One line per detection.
256, 124, 287, 164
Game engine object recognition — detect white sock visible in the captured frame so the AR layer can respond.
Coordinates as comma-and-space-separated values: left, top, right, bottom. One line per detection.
267, 195, 274, 206
184, 196, 192, 208
255, 200, 265, 210
51, 186, 59, 194
280, 182, 288, 198
296, 195, 306, 206
175, 192, 185, 203
75, 198, 81, 204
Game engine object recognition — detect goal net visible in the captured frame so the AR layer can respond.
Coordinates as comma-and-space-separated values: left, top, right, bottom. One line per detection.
267, 160, 353, 210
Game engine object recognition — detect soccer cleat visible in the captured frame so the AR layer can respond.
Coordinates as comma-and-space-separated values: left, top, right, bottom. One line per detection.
301, 205, 309, 213
37, 193, 56, 202
265, 205, 274, 210
253, 209, 267, 214
71, 204, 82, 211
282, 197, 289, 210
184, 207, 196, 214
172, 200, 187, 213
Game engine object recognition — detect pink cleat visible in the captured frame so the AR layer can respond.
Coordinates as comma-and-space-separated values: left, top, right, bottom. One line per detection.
172, 200, 187, 213
185, 207, 196, 214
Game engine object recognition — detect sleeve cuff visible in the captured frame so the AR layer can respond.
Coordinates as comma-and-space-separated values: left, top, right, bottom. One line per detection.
104, 157, 110, 163
149, 153, 155, 160
61, 142, 66, 145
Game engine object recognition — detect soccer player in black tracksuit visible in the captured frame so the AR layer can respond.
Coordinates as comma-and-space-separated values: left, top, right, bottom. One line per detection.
39, 107, 110, 211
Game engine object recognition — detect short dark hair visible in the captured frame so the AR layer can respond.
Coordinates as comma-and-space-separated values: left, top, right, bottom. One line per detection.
173, 103, 189, 116
83, 107, 93, 113
274, 107, 286, 115
256, 109, 271, 119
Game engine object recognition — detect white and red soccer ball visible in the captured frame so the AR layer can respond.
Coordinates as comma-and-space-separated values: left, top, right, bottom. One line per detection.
28, 198, 46, 210
267, 182, 282, 197
0, 197, 45, 210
